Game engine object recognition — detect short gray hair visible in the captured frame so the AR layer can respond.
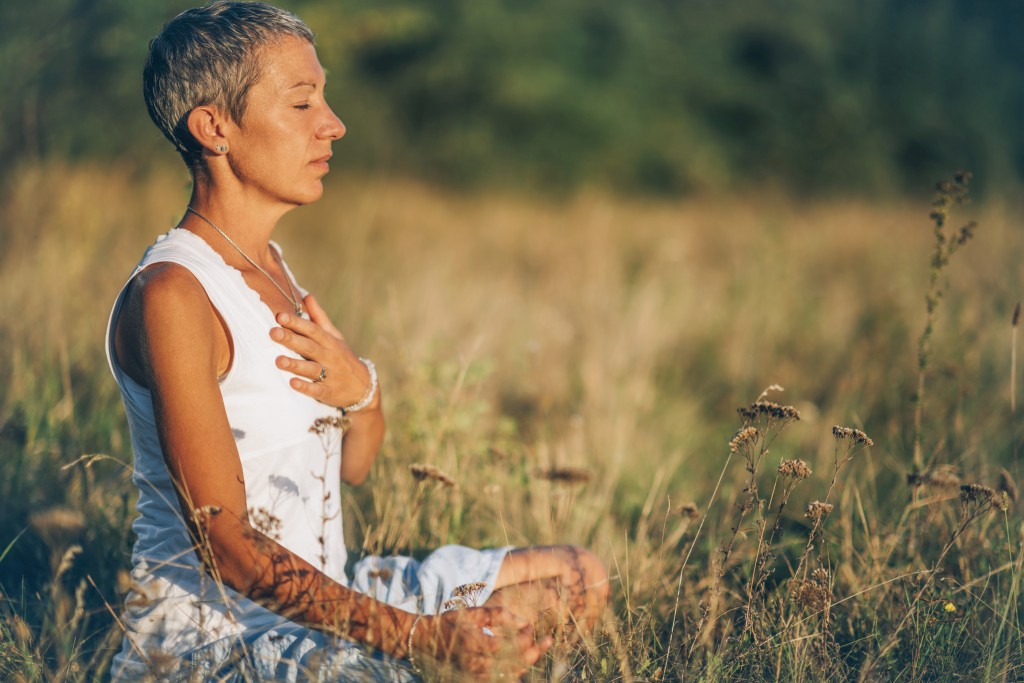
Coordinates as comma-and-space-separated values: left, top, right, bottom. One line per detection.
143, 1, 315, 169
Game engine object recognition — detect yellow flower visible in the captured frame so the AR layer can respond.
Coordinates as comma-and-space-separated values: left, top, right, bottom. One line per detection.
943, 602, 956, 613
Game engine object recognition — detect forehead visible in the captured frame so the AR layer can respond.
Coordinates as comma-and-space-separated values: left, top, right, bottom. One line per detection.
254, 36, 324, 92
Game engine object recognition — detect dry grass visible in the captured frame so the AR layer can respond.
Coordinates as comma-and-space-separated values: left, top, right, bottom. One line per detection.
0, 162, 1022, 680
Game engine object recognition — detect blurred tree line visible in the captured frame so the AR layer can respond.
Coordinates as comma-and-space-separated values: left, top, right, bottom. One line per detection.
1, 0, 1021, 196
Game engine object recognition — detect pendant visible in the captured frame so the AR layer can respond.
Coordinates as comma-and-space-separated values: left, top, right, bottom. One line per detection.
297, 304, 309, 320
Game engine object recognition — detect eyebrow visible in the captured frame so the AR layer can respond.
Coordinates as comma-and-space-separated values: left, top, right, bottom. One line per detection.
287, 80, 317, 91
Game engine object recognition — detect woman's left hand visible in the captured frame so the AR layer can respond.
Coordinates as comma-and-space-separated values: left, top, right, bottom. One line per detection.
270, 294, 375, 410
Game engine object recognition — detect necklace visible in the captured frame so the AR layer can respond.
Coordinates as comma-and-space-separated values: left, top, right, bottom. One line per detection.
186, 207, 306, 319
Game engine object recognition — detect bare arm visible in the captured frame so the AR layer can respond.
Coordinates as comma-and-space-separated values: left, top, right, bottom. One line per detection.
117, 265, 548, 676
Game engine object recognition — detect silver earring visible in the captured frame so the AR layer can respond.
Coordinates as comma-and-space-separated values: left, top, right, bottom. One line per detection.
216, 145, 228, 153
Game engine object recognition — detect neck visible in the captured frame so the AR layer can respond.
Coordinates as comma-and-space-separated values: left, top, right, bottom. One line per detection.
183, 176, 296, 264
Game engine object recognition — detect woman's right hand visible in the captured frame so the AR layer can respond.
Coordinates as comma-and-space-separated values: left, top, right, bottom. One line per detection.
416, 607, 553, 680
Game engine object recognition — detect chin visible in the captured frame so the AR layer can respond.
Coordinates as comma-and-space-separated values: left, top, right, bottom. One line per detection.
292, 182, 326, 206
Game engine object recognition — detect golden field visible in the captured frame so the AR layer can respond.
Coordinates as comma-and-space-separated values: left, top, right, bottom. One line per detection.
0, 163, 1021, 680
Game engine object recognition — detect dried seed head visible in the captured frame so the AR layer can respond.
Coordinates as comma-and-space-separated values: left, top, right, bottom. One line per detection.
28, 507, 85, 547
729, 426, 760, 452
533, 466, 593, 484
831, 426, 873, 446
805, 501, 834, 521
906, 466, 961, 491
249, 507, 283, 539
452, 582, 487, 598
998, 468, 1018, 504
778, 458, 812, 480
738, 401, 801, 422
962, 485, 1003, 511
443, 597, 469, 611
10, 614, 33, 646
192, 505, 223, 531
309, 414, 347, 435
678, 502, 700, 520
790, 576, 831, 612
409, 463, 457, 488
55, 545, 82, 580
960, 483, 995, 504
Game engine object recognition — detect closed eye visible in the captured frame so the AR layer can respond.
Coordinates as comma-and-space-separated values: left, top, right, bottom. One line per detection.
294, 104, 311, 110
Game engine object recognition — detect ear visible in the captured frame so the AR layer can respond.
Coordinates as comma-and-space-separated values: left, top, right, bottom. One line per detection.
186, 105, 232, 155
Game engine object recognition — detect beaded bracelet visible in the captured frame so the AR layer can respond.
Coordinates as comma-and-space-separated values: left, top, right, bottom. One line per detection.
342, 358, 378, 414
407, 613, 424, 675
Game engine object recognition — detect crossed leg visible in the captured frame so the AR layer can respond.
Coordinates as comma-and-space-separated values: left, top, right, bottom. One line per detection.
484, 545, 610, 644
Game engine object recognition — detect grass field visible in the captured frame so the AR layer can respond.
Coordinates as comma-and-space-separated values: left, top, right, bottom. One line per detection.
0, 163, 1021, 680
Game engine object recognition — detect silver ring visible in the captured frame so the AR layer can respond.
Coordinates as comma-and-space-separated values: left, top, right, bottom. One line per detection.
313, 364, 327, 383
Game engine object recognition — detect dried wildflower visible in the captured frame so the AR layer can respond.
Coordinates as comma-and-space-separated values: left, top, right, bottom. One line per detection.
778, 458, 811, 480
729, 426, 759, 453
309, 414, 346, 435
249, 507, 283, 540
831, 426, 873, 446
678, 502, 700, 520
960, 483, 997, 506
998, 468, 1018, 504
533, 466, 593, 484
737, 401, 801, 422
409, 463, 457, 488
790, 569, 831, 613
906, 467, 961, 492
805, 501, 834, 522
452, 582, 487, 599
192, 505, 223, 530
443, 597, 469, 611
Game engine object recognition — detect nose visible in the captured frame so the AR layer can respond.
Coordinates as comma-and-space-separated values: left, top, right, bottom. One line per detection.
319, 103, 345, 141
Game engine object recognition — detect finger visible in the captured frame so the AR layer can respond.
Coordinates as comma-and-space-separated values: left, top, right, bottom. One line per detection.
275, 355, 324, 380
269, 324, 321, 360
275, 311, 332, 347
287, 376, 331, 402
524, 635, 554, 664
303, 294, 344, 338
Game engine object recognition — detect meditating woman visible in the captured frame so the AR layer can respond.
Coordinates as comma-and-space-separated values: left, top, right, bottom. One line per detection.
106, 2, 609, 680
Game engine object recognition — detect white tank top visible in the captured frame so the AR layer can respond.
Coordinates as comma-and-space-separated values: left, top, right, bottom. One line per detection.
105, 227, 348, 660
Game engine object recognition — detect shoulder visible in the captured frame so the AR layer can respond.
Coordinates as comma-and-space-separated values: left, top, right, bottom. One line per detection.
132, 261, 209, 315
117, 262, 225, 383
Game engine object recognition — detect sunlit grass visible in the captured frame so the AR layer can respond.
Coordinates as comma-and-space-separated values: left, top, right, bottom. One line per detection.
0, 162, 1021, 680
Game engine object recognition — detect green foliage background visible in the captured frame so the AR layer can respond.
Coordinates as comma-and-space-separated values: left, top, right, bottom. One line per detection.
2, 0, 1022, 195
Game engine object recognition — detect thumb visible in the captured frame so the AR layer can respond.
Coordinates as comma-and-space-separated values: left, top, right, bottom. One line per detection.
303, 294, 343, 337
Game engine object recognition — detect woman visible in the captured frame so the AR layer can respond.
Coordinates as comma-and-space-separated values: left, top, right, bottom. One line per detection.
107, 2, 609, 680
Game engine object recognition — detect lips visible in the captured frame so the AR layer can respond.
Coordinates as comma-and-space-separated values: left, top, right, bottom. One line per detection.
310, 153, 332, 171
